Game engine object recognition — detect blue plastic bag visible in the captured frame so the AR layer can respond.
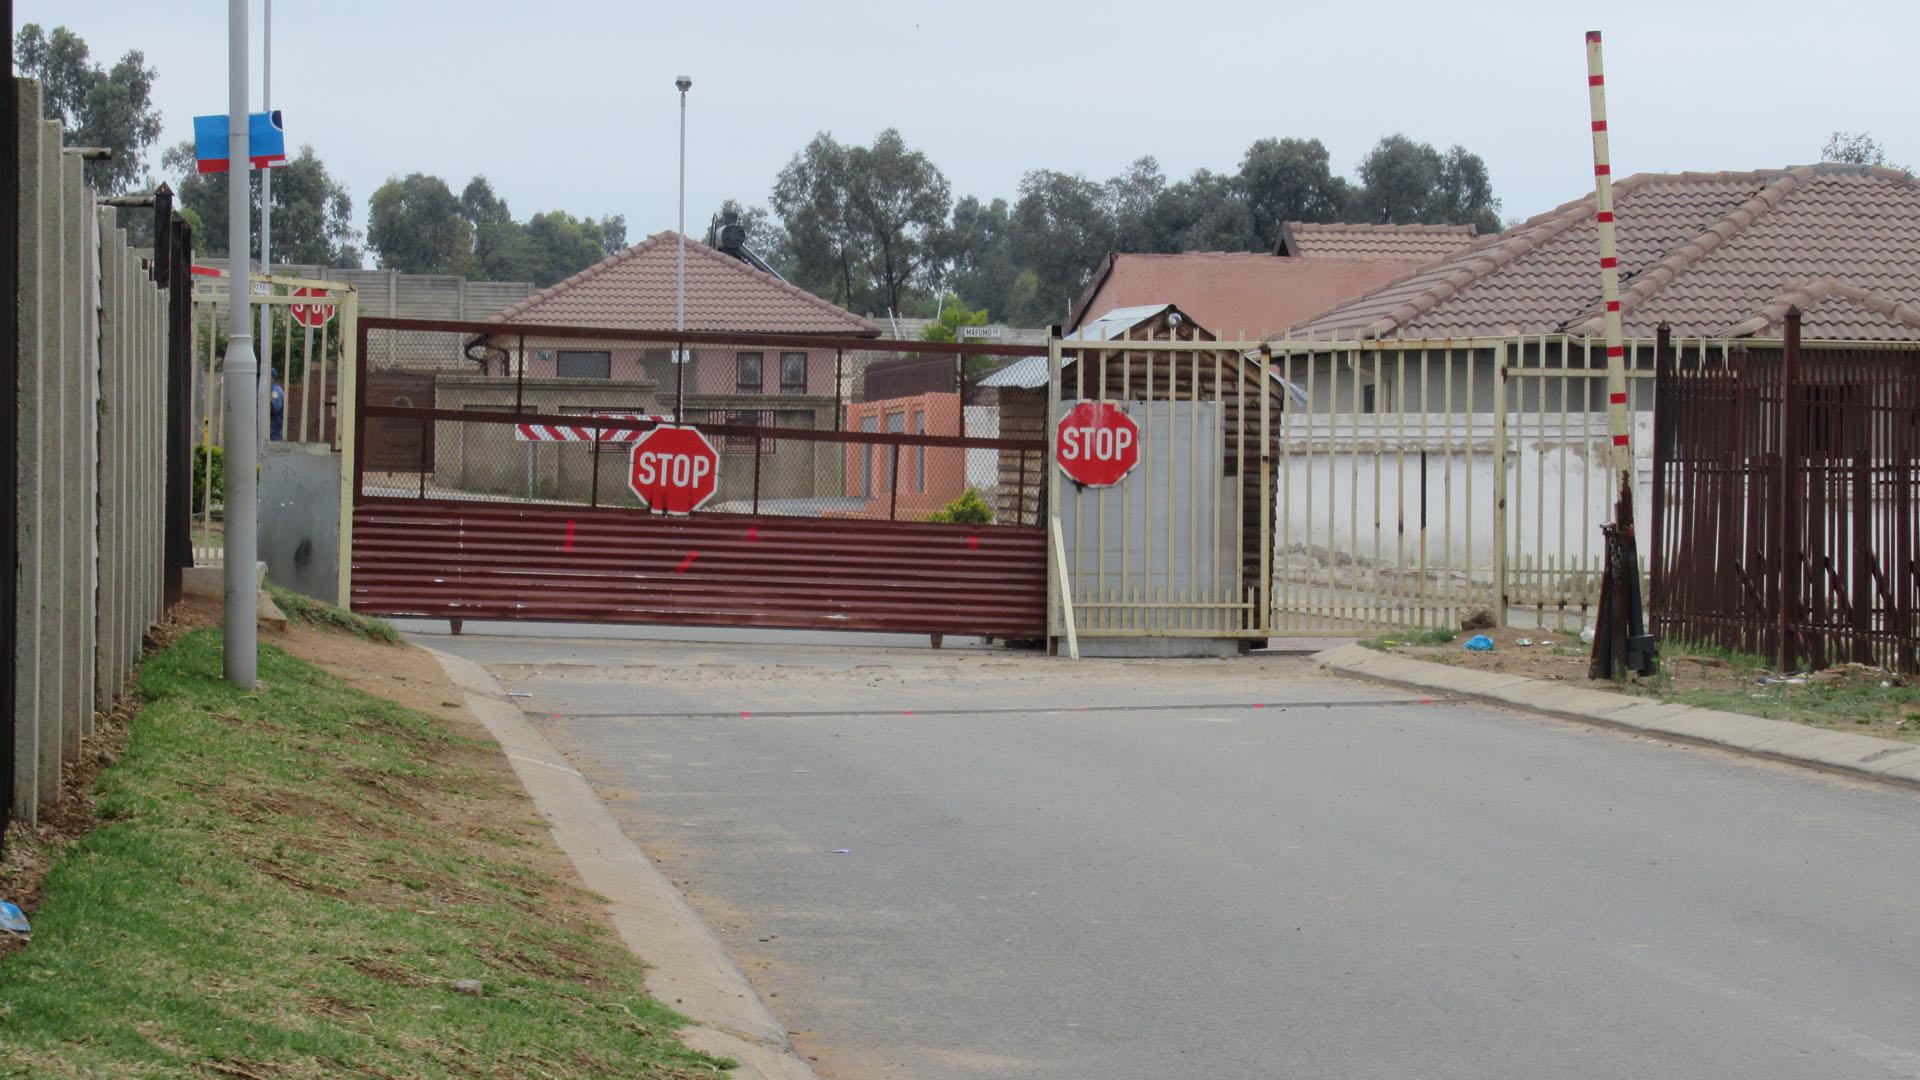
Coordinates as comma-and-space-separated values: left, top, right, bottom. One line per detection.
0, 901, 30, 935
1463, 634, 1494, 652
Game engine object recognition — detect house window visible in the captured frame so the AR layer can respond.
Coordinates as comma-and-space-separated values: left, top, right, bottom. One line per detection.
882, 411, 905, 493
860, 415, 878, 497
556, 350, 611, 379
781, 352, 808, 395
723, 410, 764, 452
735, 352, 764, 393
914, 410, 926, 493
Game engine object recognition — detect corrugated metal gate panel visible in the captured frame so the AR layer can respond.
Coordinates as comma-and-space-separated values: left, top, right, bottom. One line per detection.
351, 499, 1047, 637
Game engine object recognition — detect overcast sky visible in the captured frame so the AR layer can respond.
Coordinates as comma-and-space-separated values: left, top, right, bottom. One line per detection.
21, 0, 1919, 261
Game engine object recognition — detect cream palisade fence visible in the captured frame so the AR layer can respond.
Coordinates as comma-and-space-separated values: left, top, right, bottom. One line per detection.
1047, 329, 1740, 642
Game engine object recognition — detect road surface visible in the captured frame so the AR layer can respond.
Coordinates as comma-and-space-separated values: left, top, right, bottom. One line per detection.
421, 626, 1920, 1080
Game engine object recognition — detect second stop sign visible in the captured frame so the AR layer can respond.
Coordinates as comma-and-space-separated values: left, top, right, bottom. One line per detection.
1056, 401, 1140, 488
628, 425, 721, 513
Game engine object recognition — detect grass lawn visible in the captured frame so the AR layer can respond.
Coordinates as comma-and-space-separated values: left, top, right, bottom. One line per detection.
0, 628, 728, 1078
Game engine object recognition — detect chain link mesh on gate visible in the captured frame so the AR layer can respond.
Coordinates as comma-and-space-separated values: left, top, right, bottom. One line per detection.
352, 321, 1047, 525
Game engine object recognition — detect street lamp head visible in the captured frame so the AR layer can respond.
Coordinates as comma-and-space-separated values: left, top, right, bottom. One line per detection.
675, 75, 692, 93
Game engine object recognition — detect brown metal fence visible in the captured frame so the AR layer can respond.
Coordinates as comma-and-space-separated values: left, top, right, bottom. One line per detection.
1651, 316, 1920, 673
346, 317, 1051, 637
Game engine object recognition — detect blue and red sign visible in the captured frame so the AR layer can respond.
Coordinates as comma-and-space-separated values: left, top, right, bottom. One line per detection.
192, 110, 287, 173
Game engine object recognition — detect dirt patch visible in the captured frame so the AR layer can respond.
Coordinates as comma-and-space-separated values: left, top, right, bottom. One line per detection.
1376, 625, 1920, 741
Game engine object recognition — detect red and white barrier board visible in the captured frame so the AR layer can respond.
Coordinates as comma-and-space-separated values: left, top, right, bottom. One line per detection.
513, 413, 668, 443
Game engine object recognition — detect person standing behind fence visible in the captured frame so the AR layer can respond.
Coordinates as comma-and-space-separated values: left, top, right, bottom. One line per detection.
269, 374, 284, 441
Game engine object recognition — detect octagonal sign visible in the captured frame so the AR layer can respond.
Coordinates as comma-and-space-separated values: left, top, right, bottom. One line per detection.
1056, 401, 1140, 488
628, 425, 720, 514
288, 287, 333, 328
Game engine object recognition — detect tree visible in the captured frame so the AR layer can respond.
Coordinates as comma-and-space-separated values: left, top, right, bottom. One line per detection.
1106, 157, 1167, 252
16, 23, 163, 194
1430, 145, 1502, 234
1354, 134, 1444, 224
772, 133, 866, 308
1142, 168, 1255, 253
367, 173, 472, 275
160, 140, 362, 265
1353, 135, 1500, 231
1009, 170, 1114, 322
947, 196, 1017, 319
511, 210, 626, 287
919, 295, 989, 342
461, 175, 522, 281
1237, 137, 1351, 248
772, 129, 952, 314
1823, 131, 1903, 170
843, 130, 951, 314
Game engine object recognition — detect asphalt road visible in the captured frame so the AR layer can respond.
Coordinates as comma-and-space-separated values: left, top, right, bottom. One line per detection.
422, 627, 1920, 1080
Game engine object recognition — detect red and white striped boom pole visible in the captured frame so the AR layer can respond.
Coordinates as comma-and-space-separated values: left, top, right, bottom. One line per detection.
1585, 29, 1635, 506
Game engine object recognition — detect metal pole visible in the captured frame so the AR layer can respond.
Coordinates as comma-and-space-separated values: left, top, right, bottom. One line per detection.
675, 76, 690, 350
257, 0, 272, 450
224, 0, 259, 687
1585, 31, 1633, 512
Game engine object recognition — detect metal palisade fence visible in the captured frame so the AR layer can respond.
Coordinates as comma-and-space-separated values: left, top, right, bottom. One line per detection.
1650, 315, 1919, 673
187, 272, 359, 571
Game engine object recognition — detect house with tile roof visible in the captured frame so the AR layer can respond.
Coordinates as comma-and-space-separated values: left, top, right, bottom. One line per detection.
1294, 164, 1920, 343
1272, 221, 1478, 262
1272, 164, 1920, 418
1066, 222, 1476, 342
431, 231, 882, 507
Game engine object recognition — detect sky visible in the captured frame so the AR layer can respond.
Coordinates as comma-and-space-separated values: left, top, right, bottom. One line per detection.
20, 0, 1920, 265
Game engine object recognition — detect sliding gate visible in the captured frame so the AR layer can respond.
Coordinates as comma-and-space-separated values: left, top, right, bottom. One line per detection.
346, 318, 1049, 638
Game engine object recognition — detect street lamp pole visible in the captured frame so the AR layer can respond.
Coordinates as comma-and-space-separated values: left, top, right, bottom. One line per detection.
675, 75, 690, 421
224, 0, 258, 686
257, 0, 271, 450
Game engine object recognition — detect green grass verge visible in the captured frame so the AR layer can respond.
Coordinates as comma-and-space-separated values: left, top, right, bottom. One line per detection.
266, 583, 400, 643
1359, 627, 1460, 651
0, 630, 727, 1078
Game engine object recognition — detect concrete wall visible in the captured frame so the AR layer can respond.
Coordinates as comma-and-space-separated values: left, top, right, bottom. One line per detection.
192, 257, 533, 321
260, 444, 341, 603
13, 77, 172, 826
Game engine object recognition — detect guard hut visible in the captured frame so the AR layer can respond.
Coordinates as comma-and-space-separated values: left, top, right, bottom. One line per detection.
993, 305, 1295, 648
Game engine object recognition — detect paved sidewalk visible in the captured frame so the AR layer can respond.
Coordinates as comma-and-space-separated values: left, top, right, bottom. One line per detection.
1314, 643, 1920, 789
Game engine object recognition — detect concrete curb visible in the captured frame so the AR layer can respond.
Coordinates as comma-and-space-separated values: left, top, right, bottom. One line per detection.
1312, 644, 1920, 790
424, 647, 819, 1080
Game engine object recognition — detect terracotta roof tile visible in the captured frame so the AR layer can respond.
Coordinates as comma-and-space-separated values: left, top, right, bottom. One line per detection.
491, 231, 879, 336
1275, 221, 1479, 261
1292, 165, 1920, 341
1069, 251, 1424, 338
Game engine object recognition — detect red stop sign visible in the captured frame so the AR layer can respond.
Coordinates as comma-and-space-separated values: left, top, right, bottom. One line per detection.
628, 425, 720, 513
288, 287, 333, 328
1056, 401, 1140, 488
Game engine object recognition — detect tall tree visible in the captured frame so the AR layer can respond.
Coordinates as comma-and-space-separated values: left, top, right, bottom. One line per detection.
1237, 137, 1351, 248
772, 133, 867, 308
1353, 134, 1499, 230
160, 140, 362, 266
1106, 157, 1168, 252
947, 195, 1017, 319
1354, 134, 1444, 224
772, 130, 951, 315
367, 173, 472, 275
16, 23, 163, 194
1142, 168, 1254, 253
1009, 170, 1114, 323
1430, 145, 1501, 233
